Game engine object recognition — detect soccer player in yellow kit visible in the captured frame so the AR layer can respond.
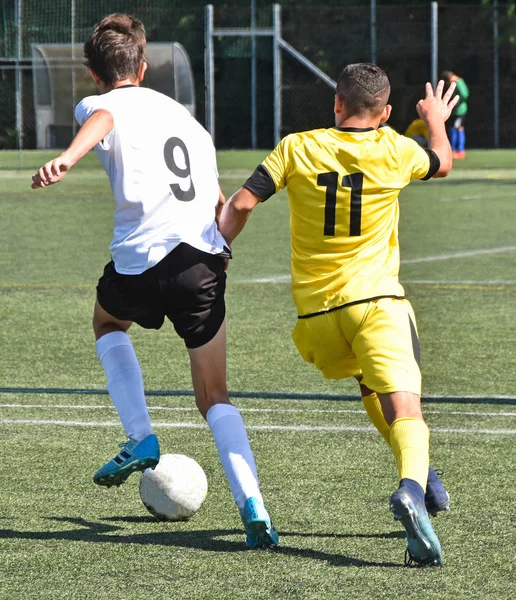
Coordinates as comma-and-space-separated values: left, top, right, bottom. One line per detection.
219, 63, 458, 566
405, 118, 429, 147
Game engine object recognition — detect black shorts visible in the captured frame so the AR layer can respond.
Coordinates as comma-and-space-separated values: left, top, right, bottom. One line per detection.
97, 243, 227, 348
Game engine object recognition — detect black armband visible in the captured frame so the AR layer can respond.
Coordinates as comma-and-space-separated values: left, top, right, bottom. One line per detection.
243, 165, 276, 201
420, 149, 440, 180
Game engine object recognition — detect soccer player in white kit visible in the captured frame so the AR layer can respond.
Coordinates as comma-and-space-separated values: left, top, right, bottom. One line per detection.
31, 13, 278, 549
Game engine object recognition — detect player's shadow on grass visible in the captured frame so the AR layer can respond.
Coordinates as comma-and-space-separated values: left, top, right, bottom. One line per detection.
0, 516, 401, 568
106, 516, 403, 541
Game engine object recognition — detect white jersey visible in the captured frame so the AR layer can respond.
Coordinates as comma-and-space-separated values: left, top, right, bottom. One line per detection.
75, 86, 228, 274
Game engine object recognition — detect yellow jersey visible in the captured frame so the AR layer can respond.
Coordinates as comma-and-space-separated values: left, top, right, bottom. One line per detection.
404, 119, 429, 140
243, 125, 438, 318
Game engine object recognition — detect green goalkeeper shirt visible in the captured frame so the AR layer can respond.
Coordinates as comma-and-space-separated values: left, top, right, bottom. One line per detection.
453, 78, 469, 117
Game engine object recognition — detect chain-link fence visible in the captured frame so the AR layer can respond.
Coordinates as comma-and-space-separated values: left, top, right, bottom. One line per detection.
2, 1, 516, 150
209, 2, 515, 149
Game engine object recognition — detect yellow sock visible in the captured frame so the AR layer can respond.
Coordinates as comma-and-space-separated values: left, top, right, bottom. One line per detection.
389, 417, 429, 491
361, 392, 391, 445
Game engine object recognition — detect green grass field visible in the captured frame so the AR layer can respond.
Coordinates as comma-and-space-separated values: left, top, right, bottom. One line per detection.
0, 150, 514, 599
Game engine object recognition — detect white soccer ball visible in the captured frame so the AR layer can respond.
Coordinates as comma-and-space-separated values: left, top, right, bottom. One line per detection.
139, 453, 208, 521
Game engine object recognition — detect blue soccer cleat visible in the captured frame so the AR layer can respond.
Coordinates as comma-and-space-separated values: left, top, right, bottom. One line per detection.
93, 434, 160, 488
425, 468, 450, 517
390, 487, 444, 567
240, 497, 279, 549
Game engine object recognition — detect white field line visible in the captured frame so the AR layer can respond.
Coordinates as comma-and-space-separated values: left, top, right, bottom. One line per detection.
401, 246, 516, 264
0, 403, 515, 418
421, 409, 516, 417
456, 194, 483, 201
442, 192, 510, 202
218, 173, 252, 180
429, 427, 516, 435
233, 246, 516, 284
2, 278, 516, 288
1, 251, 515, 288
0, 169, 250, 181
0, 418, 514, 435
401, 279, 516, 285
232, 276, 516, 286
234, 274, 291, 284
10, 167, 516, 180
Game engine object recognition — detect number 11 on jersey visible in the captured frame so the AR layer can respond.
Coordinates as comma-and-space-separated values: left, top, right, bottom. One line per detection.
317, 171, 363, 237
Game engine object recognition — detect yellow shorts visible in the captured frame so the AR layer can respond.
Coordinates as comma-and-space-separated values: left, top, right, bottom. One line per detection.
292, 297, 421, 395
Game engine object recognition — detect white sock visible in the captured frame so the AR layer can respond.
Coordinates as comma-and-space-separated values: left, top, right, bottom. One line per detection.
206, 403, 264, 511
96, 331, 153, 441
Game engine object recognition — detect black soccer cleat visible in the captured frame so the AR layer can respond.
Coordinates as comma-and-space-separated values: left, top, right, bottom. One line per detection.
425, 467, 450, 517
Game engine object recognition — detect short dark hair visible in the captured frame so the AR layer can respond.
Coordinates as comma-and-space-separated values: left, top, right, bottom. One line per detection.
84, 14, 146, 85
336, 63, 390, 117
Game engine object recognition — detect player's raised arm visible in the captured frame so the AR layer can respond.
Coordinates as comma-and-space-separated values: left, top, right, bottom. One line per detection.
218, 187, 263, 246
31, 108, 114, 189
416, 80, 459, 178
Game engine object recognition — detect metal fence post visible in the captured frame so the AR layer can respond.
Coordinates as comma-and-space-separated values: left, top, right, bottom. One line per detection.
273, 4, 281, 147
71, 0, 77, 136
15, 0, 24, 160
493, 0, 500, 149
370, 0, 376, 64
430, 1, 438, 88
251, 0, 257, 149
204, 4, 215, 140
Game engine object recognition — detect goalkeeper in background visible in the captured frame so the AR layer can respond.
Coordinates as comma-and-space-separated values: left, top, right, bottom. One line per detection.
442, 70, 469, 159
220, 63, 457, 567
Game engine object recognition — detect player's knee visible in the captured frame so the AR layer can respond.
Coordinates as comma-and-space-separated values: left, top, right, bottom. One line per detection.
93, 318, 127, 341
378, 391, 422, 424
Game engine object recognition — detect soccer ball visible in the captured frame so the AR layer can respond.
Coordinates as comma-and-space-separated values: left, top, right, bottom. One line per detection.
139, 453, 208, 521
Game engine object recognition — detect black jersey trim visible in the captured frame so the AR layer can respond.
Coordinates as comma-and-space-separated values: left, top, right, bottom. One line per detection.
421, 149, 440, 180
243, 164, 276, 201
113, 84, 137, 90
334, 126, 375, 133
297, 294, 406, 319
408, 314, 421, 369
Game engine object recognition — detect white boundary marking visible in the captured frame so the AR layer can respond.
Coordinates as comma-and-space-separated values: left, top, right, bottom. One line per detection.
442, 192, 510, 202
2, 277, 515, 289
401, 246, 516, 264
0, 403, 514, 418
234, 274, 291, 284
233, 246, 516, 284
0, 418, 514, 435
401, 280, 516, 286
233, 277, 516, 286
455, 194, 483, 201
424, 409, 516, 417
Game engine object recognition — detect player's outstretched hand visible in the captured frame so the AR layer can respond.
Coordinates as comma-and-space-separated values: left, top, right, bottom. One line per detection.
31, 155, 72, 189
416, 80, 459, 124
